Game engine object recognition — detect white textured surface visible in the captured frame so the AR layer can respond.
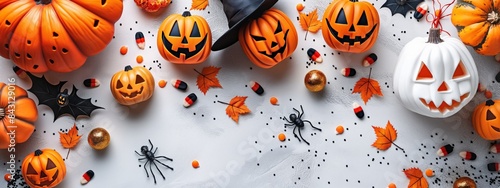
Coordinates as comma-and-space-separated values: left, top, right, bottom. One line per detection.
1, 0, 500, 187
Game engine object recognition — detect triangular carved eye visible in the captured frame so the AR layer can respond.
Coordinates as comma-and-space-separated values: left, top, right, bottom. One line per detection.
190, 22, 200, 37
46, 158, 56, 169
336, 8, 347, 24
452, 60, 467, 79
116, 80, 124, 89
27, 163, 38, 175
170, 21, 181, 37
416, 62, 433, 80
136, 75, 145, 84
487, 110, 497, 121
357, 11, 368, 26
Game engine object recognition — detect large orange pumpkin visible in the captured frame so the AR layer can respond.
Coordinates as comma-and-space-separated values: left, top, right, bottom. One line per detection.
239, 8, 298, 69
158, 11, 212, 64
472, 99, 500, 140
0, 0, 123, 73
322, 0, 380, 53
451, 0, 500, 56
0, 82, 38, 149
22, 149, 66, 188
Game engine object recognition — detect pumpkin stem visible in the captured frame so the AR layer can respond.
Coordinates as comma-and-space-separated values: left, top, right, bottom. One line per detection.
488, 11, 499, 24
0, 107, 4, 120
34, 149, 43, 156
427, 28, 444, 44
124, 65, 133, 71
349, 0, 359, 2
486, 100, 495, 106
36, 0, 52, 5
182, 11, 192, 17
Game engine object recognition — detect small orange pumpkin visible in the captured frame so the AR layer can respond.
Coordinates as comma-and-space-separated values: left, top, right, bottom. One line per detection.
0, 82, 38, 149
451, 0, 500, 56
22, 149, 66, 188
472, 99, 500, 140
322, 0, 380, 53
134, 0, 171, 12
0, 0, 123, 73
158, 11, 212, 64
239, 8, 298, 68
110, 65, 155, 105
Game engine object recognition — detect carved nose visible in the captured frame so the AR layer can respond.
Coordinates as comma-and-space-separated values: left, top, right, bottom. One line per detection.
40, 171, 47, 178
437, 81, 449, 92
349, 25, 356, 32
271, 41, 278, 48
182, 37, 188, 44
127, 84, 133, 89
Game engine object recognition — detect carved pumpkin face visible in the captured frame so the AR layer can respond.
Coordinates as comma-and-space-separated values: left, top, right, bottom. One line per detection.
239, 8, 298, 68
394, 29, 478, 118
110, 65, 155, 105
472, 100, 500, 140
322, 0, 380, 53
158, 11, 211, 64
22, 149, 66, 188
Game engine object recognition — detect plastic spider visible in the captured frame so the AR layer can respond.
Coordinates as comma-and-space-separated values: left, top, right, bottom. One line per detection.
135, 139, 174, 184
283, 105, 322, 145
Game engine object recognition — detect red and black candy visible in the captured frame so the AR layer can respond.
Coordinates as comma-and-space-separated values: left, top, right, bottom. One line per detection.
83, 78, 100, 88
172, 79, 188, 91
352, 102, 364, 119
249, 81, 264, 95
135, 32, 145, 50
459, 151, 477, 160
488, 163, 499, 172
437, 144, 454, 157
341, 68, 356, 77
81, 170, 94, 185
184, 93, 197, 108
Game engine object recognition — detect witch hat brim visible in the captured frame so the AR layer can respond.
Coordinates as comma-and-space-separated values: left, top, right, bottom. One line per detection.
211, 0, 278, 51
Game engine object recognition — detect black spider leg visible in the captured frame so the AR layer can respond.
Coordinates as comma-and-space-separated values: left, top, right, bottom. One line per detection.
149, 160, 157, 184
143, 160, 150, 178
292, 126, 301, 143
135, 150, 144, 157
304, 120, 322, 131
149, 139, 154, 152
152, 146, 174, 171
152, 161, 166, 180
297, 126, 310, 145
283, 116, 292, 124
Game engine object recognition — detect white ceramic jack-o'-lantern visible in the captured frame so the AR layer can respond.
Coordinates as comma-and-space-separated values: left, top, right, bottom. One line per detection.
393, 28, 478, 118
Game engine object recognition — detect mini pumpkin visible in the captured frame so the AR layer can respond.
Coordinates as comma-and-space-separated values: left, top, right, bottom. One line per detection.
0, 0, 123, 73
239, 8, 298, 68
393, 28, 478, 118
158, 11, 211, 64
451, 0, 500, 56
322, 0, 380, 53
0, 82, 38, 149
22, 149, 66, 188
134, 0, 171, 12
110, 65, 155, 105
472, 100, 500, 140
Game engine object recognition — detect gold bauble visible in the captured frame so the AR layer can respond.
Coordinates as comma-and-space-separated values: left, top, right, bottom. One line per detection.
304, 70, 326, 92
88, 128, 110, 150
453, 177, 476, 188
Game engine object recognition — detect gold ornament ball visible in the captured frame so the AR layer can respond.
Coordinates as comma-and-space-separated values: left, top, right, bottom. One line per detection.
304, 70, 326, 92
88, 128, 110, 150
453, 177, 476, 188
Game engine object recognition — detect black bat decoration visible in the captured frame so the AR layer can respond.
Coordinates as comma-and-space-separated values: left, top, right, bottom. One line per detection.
26, 72, 104, 122
381, 0, 423, 17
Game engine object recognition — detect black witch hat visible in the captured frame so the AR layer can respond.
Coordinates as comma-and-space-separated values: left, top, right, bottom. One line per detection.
211, 0, 278, 51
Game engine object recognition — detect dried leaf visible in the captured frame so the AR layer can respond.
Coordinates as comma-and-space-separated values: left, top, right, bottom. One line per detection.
191, 0, 208, 10
371, 121, 403, 151
59, 124, 82, 159
196, 66, 222, 95
299, 9, 322, 40
404, 168, 429, 188
218, 96, 251, 123
352, 68, 383, 104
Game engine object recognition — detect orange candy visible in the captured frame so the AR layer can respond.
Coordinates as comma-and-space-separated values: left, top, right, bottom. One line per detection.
192, 160, 200, 168
136, 55, 144, 64
120, 46, 128, 55
278, 133, 286, 141
388, 183, 396, 188
4, 173, 11, 182
270, 97, 279, 105
336, 125, 344, 134
425, 168, 434, 177
158, 80, 167, 88
296, 3, 305, 11
485, 90, 493, 99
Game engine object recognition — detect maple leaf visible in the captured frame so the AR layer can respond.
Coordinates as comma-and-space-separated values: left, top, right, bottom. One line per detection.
299, 9, 322, 40
218, 96, 251, 123
191, 0, 208, 10
195, 66, 222, 95
371, 121, 404, 151
59, 124, 82, 159
404, 168, 429, 188
352, 68, 383, 104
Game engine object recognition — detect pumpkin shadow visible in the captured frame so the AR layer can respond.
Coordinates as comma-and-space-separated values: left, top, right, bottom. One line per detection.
124, 99, 153, 119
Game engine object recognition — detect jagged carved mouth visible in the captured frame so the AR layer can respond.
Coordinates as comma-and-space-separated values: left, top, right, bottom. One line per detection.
419, 93, 469, 113
258, 30, 289, 59
326, 19, 377, 45
161, 32, 208, 60
492, 126, 500, 132
28, 170, 59, 186
119, 86, 144, 98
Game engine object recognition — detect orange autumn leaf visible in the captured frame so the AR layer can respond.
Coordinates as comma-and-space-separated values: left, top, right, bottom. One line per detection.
196, 66, 222, 95
404, 168, 429, 188
352, 68, 383, 104
371, 121, 403, 151
299, 9, 322, 40
191, 0, 208, 10
218, 96, 251, 123
59, 124, 82, 159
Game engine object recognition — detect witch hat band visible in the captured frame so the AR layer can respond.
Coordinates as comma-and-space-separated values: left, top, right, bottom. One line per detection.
211, 0, 278, 51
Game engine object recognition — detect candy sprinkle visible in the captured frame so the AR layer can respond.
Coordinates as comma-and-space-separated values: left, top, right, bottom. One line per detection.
192, 160, 200, 169
270, 97, 279, 105
296, 3, 305, 11
336, 125, 344, 135
278, 133, 286, 141
120, 46, 128, 55
81, 170, 94, 185
425, 168, 434, 177
136, 55, 144, 64
158, 80, 167, 88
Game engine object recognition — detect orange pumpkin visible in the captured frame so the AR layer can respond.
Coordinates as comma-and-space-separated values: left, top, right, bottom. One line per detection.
239, 8, 298, 68
134, 0, 171, 12
472, 99, 500, 140
110, 65, 155, 105
158, 11, 211, 64
451, 0, 500, 56
0, 0, 123, 73
322, 0, 380, 53
0, 82, 38, 149
22, 149, 66, 188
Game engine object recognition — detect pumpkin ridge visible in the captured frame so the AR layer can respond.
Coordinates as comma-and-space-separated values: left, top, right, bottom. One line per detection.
472, 22, 492, 49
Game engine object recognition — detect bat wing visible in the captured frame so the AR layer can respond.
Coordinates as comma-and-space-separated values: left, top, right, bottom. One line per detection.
56, 85, 104, 121
382, 0, 423, 17
26, 72, 68, 117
